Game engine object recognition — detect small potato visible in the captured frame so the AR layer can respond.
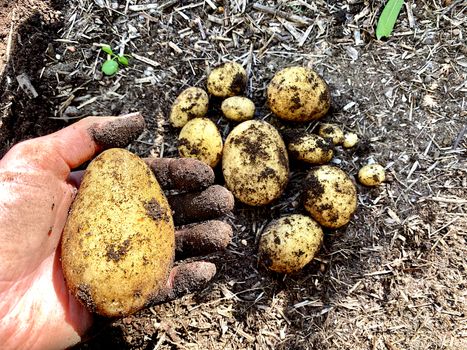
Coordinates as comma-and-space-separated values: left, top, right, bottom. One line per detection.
222, 120, 289, 206
358, 164, 385, 186
221, 96, 255, 122
288, 134, 333, 164
207, 62, 247, 98
178, 118, 223, 168
304, 165, 357, 228
62, 149, 175, 317
343, 132, 359, 148
318, 124, 345, 145
170, 87, 209, 128
258, 214, 323, 274
267, 66, 330, 122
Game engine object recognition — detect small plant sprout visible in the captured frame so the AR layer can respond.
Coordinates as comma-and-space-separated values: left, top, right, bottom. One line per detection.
100, 45, 130, 76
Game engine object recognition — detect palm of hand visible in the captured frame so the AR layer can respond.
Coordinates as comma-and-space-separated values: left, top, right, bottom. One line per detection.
0, 147, 92, 349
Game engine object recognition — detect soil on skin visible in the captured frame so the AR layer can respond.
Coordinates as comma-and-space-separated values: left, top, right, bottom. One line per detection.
1, 1, 466, 350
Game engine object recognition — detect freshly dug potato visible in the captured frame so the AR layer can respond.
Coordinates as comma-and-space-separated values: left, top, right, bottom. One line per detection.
178, 118, 223, 168
318, 123, 345, 145
358, 164, 385, 186
343, 132, 359, 148
222, 120, 289, 206
62, 148, 175, 317
267, 66, 330, 122
258, 214, 323, 274
304, 165, 357, 228
169, 87, 209, 128
288, 134, 333, 164
207, 61, 247, 98
221, 96, 255, 122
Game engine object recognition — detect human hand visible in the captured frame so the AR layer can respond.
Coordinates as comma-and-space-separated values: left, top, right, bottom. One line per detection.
0, 113, 233, 350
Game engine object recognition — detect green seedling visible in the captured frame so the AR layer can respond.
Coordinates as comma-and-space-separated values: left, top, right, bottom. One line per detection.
376, 0, 404, 40
100, 45, 130, 76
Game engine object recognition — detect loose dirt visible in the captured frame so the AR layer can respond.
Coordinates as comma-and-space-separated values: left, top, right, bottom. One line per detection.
1, 1, 465, 349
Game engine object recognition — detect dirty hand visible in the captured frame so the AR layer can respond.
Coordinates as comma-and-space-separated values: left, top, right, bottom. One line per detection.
0, 113, 233, 350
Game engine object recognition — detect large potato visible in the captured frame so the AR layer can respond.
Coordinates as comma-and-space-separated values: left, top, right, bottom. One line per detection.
288, 134, 333, 164
178, 118, 223, 168
267, 66, 330, 122
169, 87, 209, 128
207, 61, 247, 98
221, 96, 255, 122
222, 120, 289, 206
62, 148, 175, 317
258, 214, 323, 274
304, 165, 357, 228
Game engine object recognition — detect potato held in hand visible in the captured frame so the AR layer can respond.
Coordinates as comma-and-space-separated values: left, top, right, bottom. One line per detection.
222, 120, 289, 206
259, 214, 323, 274
62, 148, 175, 317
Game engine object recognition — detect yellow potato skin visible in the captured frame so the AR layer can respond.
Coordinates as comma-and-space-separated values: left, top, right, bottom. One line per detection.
258, 215, 323, 274
267, 66, 330, 122
169, 87, 209, 128
343, 132, 359, 148
207, 62, 247, 98
318, 123, 345, 145
61, 148, 175, 317
358, 164, 385, 186
178, 118, 223, 168
222, 120, 289, 206
221, 96, 255, 122
288, 134, 333, 164
304, 165, 357, 228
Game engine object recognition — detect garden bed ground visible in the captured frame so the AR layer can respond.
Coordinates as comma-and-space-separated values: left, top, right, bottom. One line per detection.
0, 0, 466, 349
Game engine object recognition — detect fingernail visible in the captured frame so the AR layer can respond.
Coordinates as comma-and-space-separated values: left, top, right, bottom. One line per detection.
89, 112, 145, 149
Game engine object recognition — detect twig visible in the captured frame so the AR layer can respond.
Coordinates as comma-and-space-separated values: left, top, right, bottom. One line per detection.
452, 125, 466, 149
252, 3, 312, 27
132, 53, 160, 68
5, 11, 15, 62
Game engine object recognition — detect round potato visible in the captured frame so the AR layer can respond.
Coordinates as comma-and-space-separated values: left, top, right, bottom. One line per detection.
222, 120, 289, 206
178, 118, 223, 168
169, 87, 209, 128
358, 164, 385, 186
343, 132, 359, 148
221, 96, 255, 122
288, 134, 333, 164
267, 66, 330, 122
318, 123, 345, 145
258, 214, 323, 274
62, 148, 175, 317
207, 61, 247, 98
304, 165, 357, 228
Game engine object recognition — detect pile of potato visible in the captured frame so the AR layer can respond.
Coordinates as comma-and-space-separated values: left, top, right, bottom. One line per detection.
170, 62, 385, 274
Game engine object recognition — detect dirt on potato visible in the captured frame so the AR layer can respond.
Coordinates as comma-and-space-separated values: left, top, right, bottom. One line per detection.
1, 0, 466, 349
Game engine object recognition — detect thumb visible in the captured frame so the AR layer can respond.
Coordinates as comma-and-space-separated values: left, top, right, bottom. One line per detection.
0, 112, 145, 180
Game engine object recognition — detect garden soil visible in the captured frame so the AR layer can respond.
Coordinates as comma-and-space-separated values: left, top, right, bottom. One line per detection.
0, 1, 465, 349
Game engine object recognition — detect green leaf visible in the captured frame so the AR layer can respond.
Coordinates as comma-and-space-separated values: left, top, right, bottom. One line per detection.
102, 60, 119, 76
376, 0, 405, 40
101, 45, 114, 55
117, 55, 129, 66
